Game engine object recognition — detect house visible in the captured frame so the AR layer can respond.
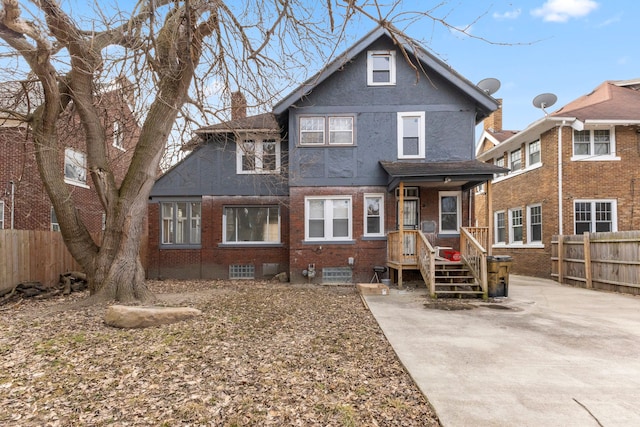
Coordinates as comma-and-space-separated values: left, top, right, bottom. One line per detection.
475, 79, 640, 278
147, 26, 506, 292
0, 79, 139, 232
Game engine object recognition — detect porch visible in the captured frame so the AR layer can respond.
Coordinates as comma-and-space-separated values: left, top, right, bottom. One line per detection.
386, 227, 490, 298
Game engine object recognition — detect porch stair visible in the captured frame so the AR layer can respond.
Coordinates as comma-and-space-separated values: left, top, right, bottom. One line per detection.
433, 261, 484, 298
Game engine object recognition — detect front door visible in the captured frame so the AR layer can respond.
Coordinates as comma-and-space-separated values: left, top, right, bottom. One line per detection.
397, 199, 419, 255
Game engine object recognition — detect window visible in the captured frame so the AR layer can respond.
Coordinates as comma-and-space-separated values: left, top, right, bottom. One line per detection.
237, 137, 280, 174
510, 148, 522, 173
113, 121, 125, 150
224, 206, 280, 244
574, 200, 616, 234
299, 116, 354, 145
397, 112, 425, 159
367, 50, 396, 86
495, 211, 506, 244
439, 191, 461, 234
64, 148, 87, 185
495, 156, 506, 177
573, 129, 614, 158
0, 201, 4, 229
305, 196, 352, 241
528, 140, 541, 166
51, 207, 60, 232
509, 208, 523, 243
161, 201, 201, 245
364, 194, 384, 237
528, 204, 542, 243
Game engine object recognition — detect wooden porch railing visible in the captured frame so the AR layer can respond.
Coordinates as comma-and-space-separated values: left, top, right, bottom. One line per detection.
460, 227, 488, 297
387, 230, 436, 292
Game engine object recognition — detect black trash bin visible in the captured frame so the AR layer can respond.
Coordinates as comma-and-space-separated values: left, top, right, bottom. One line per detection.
486, 255, 513, 297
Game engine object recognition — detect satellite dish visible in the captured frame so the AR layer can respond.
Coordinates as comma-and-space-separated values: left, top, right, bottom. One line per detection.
477, 78, 501, 95
532, 93, 557, 115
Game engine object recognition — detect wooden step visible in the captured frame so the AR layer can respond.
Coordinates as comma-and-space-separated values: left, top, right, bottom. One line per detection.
434, 290, 485, 295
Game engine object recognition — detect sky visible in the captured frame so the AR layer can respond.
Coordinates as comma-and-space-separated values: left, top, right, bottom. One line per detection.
384, 0, 640, 131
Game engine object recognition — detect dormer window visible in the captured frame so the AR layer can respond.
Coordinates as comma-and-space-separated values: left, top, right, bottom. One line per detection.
367, 50, 396, 86
237, 135, 280, 174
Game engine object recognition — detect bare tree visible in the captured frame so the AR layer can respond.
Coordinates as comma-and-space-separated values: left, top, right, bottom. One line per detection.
0, 0, 486, 303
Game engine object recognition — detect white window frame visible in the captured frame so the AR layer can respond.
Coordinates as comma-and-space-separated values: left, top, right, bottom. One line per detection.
51, 207, 60, 232
495, 156, 506, 178
364, 193, 385, 237
223, 205, 281, 244
571, 128, 618, 161
299, 116, 354, 146
397, 112, 425, 159
0, 201, 4, 229
236, 135, 281, 174
509, 208, 523, 244
439, 191, 461, 234
574, 199, 617, 234
367, 50, 396, 86
527, 204, 543, 243
305, 196, 352, 242
161, 201, 202, 246
527, 140, 541, 167
113, 121, 125, 151
510, 148, 522, 173
64, 148, 88, 187
494, 211, 506, 244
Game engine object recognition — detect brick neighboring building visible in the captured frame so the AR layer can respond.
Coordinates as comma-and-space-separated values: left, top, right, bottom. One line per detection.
147, 26, 505, 284
0, 80, 139, 232
475, 80, 640, 278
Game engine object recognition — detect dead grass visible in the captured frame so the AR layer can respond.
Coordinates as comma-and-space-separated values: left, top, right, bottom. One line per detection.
0, 280, 440, 426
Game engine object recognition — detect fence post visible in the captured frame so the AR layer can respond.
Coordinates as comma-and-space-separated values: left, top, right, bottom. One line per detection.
557, 236, 564, 284
583, 232, 592, 289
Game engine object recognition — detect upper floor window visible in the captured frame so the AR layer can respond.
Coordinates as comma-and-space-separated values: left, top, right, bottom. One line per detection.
0, 201, 4, 229
495, 156, 506, 177
439, 191, 461, 234
397, 112, 425, 159
64, 148, 87, 186
528, 204, 542, 243
573, 129, 615, 159
364, 194, 384, 237
574, 200, 616, 234
305, 196, 352, 241
113, 121, 125, 150
237, 136, 280, 174
299, 116, 354, 146
510, 148, 522, 173
367, 50, 396, 86
495, 211, 506, 244
161, 201, 201, 246
224, 206, 280, 244
509, 208, 523, 243
528, 140, 541, 166
51, 207, 60, 232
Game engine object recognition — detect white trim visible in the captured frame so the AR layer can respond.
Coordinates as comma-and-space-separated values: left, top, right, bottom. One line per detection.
494, 210, 506, 244
527, 203, 543, 243
367, 50, 396, 86
508, 207, 523, 244
571, 127, 617, 160
364, 193, 385, 237
0, 201, 4, 229
573, 199, 618, 234
236, 134, 281, 174
397, 111, 425, 159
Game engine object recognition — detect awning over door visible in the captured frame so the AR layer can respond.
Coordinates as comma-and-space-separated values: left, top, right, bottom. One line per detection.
379, 160, 508, 192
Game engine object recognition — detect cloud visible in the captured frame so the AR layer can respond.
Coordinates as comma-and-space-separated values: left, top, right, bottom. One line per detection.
596, 14, 621, 28
449, 24, 473, 39
493, 9, 522, 20
531, 0, 599, 23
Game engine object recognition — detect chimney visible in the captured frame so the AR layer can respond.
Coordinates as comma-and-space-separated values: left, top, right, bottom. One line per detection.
484, 98, 503, 132
231, 91, 247, 120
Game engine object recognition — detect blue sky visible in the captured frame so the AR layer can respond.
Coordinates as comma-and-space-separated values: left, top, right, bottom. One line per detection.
386, 0, 640, 131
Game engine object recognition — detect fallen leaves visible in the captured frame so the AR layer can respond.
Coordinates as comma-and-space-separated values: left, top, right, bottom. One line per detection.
0, 280, 440, 426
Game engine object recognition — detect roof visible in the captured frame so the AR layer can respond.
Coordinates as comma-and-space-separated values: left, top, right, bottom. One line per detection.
380, 160, 508, 191
272, 25, 498, 119
478, 79, 640, 160
551, 80, 640, 122
195, 112, 279, 134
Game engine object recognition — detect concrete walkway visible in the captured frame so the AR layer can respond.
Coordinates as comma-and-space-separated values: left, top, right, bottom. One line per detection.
363, 275, 640, 426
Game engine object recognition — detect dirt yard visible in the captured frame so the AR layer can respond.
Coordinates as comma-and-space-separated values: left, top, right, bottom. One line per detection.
0, 280, 440, 426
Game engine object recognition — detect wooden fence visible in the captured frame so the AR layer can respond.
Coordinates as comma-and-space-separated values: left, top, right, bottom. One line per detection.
0, 230, 148, 294
551, 231, 640, 295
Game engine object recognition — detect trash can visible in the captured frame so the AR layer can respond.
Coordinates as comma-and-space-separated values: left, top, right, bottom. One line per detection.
486, 255, 513, 297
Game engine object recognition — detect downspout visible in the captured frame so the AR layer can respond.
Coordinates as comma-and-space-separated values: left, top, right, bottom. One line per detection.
10, 180, 14, 230
557, 123, 564, 236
